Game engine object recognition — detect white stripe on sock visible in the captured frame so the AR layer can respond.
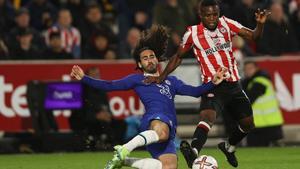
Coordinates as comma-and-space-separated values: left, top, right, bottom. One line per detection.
125, 157, 162, 169
198, 121, 211, 130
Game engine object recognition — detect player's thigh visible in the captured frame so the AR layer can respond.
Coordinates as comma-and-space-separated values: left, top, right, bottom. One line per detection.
150, 120, 170, 141
200, 93, 224, 124
158, 153, 177, 169
228, 91, 254, 129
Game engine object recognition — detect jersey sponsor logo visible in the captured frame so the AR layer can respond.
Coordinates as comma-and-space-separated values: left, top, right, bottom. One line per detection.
204, 41, 230, 56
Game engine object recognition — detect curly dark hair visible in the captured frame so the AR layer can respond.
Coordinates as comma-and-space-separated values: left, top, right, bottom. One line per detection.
133, 25, 170, 70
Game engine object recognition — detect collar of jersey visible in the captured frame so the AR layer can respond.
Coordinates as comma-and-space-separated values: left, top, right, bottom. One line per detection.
144, 73, 159, 77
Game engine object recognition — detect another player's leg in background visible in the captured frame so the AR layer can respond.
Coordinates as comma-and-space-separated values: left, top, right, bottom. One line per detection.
123, 154, 177, 169
218, 116, 254, 167
105, 120, 170, 169
158, 153, 177, 169
218, 94, 254, 168
123, 157, 162, 169
180, 109, 216, 168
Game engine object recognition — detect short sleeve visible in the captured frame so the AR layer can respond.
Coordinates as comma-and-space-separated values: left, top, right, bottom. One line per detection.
223, 16, 244, 36
180, 26, 193, 52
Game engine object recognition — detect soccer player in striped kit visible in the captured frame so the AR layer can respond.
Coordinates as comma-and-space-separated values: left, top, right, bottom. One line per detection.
145, 0, 270, 168
71, 25, 227, 169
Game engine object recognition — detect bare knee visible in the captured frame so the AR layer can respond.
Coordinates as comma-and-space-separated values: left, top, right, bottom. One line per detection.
159, 154, 177, 169
239, 116, 255, 132
200, 109, 217, 126
162, 161, 177, 169
150, 120, 170, 142
156, 129, 169, 142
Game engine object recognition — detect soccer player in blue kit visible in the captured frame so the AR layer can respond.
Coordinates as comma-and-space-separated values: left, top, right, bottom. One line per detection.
71, 25, 227, 169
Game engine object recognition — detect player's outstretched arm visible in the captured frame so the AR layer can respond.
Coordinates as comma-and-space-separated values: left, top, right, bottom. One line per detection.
176, 67, 228, 97
238, 8, 271, 41
70, 65, 136, 91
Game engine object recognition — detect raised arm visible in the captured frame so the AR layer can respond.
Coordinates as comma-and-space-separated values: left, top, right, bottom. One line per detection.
70, 65, 135, 91
144, 27, 193, 84
177, 81, 215, 98
238, 9, 270, 41
159, 49, 187, 81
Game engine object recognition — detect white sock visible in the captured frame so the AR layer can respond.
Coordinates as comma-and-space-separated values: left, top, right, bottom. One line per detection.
124, 157, 162, 169
225, 141, 236, 153
123, 130, 159, 152
193, 148, 199, 156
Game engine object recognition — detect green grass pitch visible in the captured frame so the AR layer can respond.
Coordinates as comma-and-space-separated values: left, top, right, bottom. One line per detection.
0, 147, 299, 169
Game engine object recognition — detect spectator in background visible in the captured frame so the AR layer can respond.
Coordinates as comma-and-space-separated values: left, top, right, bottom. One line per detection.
85, 0, 116, 22
7, 8, 45, 51
45, 9, 81, 58
230, 0, 257, 29
113, 0, 154, 41
153, 0, 196, 35
10, 28, 41, 60
0, 0, 15, 38
43, 30, 73, 59
61, 0, 85, 27
242, 61, 284, 147
289, 0, 300, 49
118, 27, 141, 59
0, 37, 9, 59
79, 4, 117, 50
27, 0, 57, 31
256, 1, 299, 56
83, 32, 116, 60
70, 67, 127, 149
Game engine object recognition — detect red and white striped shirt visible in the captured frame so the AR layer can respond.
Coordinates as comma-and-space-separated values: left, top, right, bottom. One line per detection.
45, 25, 81, 58
180, 16, 244, 83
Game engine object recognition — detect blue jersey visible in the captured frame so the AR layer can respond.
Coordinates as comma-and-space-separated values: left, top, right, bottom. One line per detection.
81, 73, 214, 158
82, 73, 214, 125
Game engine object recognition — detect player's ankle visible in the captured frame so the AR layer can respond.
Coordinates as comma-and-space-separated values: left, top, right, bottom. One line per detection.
192, 148, 199, 156
225, 141, 236, 153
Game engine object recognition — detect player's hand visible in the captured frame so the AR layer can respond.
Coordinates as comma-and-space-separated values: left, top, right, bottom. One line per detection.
212, 67, 228, 85
143, 75, 164, 84
70, 65, 85, 80
255, 8, 271, 24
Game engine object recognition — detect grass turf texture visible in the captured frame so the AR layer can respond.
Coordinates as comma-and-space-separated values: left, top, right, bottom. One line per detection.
0, 147, 299, 169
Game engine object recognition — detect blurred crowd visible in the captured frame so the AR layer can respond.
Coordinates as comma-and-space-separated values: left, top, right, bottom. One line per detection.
0, 0, 299, 61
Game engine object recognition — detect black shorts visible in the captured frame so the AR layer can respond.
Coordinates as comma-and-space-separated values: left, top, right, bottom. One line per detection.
200, 81, 253, 121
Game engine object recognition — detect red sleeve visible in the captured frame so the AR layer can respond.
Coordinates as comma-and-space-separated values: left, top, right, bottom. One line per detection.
223, 16, 244, 36
180, 26, 193, 52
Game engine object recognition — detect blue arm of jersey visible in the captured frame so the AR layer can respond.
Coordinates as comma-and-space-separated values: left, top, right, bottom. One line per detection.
176, 81, 215, 97
81, 75, 136, 91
